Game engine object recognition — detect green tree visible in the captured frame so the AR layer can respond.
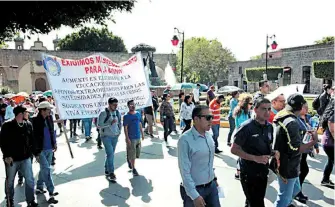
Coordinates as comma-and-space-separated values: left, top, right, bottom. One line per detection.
0, 1, 134, 41
0, 41, 8, 49
250, 54, 262, 60
58, 27, 127, 52
176, 37, 236, 83
314, 36, 334, 44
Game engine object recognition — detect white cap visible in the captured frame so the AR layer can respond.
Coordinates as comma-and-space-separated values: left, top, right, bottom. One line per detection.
38, 101, 53, 109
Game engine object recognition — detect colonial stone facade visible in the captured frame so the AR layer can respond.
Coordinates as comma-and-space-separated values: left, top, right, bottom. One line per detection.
227, 43, 334, 93
0, 39, 174, 93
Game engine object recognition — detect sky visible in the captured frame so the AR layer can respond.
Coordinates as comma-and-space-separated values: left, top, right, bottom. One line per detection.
6, 0, 335, 61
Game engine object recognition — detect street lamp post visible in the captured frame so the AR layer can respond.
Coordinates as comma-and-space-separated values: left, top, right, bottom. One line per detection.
171, 27, 185, 83
265, 34, 278, 79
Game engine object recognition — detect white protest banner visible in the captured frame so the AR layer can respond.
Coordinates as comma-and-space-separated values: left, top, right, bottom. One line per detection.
42, 52, 152, 120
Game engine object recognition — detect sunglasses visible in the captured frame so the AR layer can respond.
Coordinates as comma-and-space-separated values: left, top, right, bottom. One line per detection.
198, 115, 214, 121
248, 103, 253, 105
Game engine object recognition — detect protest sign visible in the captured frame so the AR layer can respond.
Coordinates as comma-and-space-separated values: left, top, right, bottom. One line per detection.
42, 52, 152, 120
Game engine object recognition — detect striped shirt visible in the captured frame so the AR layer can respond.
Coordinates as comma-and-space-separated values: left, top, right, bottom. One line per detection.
209, 99, 221, 125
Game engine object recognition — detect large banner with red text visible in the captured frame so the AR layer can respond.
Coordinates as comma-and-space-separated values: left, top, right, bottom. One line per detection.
42, 52, 152, 119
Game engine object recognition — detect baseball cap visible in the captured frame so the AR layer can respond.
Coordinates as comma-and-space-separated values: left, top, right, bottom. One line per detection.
13, 105, 27, 116
286, 93, 306, 111
38, 101, 53, 109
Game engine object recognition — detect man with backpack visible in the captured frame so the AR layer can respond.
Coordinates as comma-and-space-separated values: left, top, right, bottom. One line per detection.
97, 97, 122, 182
313, 84, 332, 117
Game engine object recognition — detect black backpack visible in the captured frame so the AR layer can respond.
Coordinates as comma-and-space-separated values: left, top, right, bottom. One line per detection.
103, 108, 120, 123
312, 94, 321, 111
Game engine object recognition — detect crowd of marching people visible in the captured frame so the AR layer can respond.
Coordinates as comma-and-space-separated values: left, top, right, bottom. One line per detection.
0, 81, 334, 207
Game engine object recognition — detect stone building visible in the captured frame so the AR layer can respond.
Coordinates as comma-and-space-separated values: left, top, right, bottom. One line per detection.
0, 37, 174, 93
227, 43, 334, 93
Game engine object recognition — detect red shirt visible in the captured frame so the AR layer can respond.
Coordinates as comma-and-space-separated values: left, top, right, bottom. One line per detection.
268, 110, 275, 123
209, 99, 221, 125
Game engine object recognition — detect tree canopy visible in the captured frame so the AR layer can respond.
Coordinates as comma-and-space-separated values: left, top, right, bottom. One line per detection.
175, 37, 236, 83
250, 54, 262, 60
58, 27, 127, 52
0, 1, 134, 41
314, 36, 334, 44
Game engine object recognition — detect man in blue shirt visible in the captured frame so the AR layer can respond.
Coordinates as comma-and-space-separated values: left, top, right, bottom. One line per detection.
32, 101, 58, 204
178, 105, 220, 207
123, 100, 144, 176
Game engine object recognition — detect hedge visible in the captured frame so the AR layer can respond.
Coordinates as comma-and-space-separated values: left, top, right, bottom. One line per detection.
245, 67, 283, 82
312, 60, 334, 79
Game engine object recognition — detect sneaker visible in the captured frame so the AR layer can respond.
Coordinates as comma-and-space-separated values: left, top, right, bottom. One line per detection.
49, 192, 59, 197
294, 194, 307, 204
51, 161, 55, 166
105, 171, 109, 176
234, 173, 240, 180
27, 200, 39, 207
215, 149, 223, 154
321, 180, 335, 187
48, 196, 58, 204
297, 191, 308, 200
227, 143, 232, 147
18, 179, 23, 186
133, 168, 139, 176
107, 173, 116, 182
149, 134, 154, 138
36, 188, 47, 194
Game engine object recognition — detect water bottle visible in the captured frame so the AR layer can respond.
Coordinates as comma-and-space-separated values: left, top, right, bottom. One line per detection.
310, 115, 319, 130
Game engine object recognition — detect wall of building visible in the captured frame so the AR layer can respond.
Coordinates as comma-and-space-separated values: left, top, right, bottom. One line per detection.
227, 43, 334, 94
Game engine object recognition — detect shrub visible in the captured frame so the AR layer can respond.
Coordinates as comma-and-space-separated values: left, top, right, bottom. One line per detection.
0, 86, 14, 95
312, 60, 334, 79
245, 66, 283, 82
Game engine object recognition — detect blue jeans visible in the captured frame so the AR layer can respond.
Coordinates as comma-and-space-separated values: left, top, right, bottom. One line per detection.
82, 118, 93, 137
101, 136, 119, 173
180, 181, 220, 207
180, 119, 185, 128
211, 124, 220, 150
5, 158, 35, 202
227, 116, 235, 144
275, 176, 301, 207
37, 149, 55, 194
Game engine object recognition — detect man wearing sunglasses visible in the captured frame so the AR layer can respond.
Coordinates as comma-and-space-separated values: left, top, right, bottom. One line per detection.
231, 97, 277, 207
178, 105, 220, 207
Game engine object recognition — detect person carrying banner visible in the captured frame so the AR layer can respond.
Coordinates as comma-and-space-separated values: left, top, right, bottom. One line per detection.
97, 97, 122, 182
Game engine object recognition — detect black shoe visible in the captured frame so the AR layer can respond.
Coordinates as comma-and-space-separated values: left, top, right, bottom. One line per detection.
27, 200, 39, 207
127, 160, 132, 169
18, 179, 23, 185
321, 180, 335, 187
49, 192, 59, 196
36, 188, 47, 194
149, 134, 154, 138
234, 173, 240, 180
51, 161, 55, 166
74, 133, 78, 136
215, 149, 223, 154
132, 168, 139, 176
297, 191, 308, 200
107, 173, 116, 182
294, 195, 307, 204
98, 145, 103, 149
105, 171, 109, 176
227, 143, 232, 147
48, 197, 58, 204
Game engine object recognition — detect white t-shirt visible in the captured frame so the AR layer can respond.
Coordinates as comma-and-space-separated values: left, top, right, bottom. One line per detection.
193, 88, 200, 102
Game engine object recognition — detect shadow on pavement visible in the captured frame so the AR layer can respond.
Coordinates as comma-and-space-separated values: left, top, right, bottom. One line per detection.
140, 143, 164, 159
129, 175, 153, 203
265, 185, 278, 203
167, 146, 177, 157
100, 181, 131, 207
215, 153, 238, 168
308, 154, 327, 172
302, 181, 334, 206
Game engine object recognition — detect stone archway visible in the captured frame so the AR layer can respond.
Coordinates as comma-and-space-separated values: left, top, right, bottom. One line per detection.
35, 78, 46, 92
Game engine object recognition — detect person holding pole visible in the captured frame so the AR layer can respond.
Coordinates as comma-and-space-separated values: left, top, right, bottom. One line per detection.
0, 105, 38, 207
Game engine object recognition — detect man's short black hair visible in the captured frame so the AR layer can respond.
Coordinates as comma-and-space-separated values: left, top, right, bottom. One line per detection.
217, 95, 224, 100
254, 97, 271, 108
108, 97, 118, 104
259, 80, 268, 88
323, 84, 331, 91
197, 84, 201, 87
39, 97, 47, 102
13, 105, 27, 116
127, 100, 134, 106
192, 105, 209, 120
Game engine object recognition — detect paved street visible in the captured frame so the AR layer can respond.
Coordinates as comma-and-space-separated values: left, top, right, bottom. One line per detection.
0, 125, 334, 207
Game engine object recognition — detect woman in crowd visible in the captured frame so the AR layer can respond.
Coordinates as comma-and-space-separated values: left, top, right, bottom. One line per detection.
180, 95, 195, 133
178, 92, 185, 131
320, 98, 335, 187
295, 103, 319, 203
82, 118, 93, 141
232, 93, 253, 179
160, 93, 174, 144
227, 91, 239, 146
